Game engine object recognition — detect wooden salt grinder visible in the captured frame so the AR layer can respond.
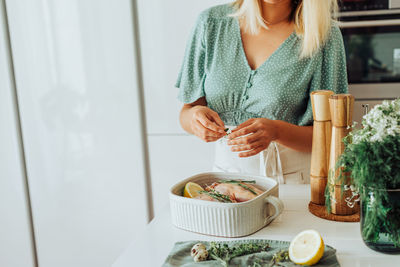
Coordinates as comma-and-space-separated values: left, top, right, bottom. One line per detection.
328, 94, 357, 215
310, 90, 334, 205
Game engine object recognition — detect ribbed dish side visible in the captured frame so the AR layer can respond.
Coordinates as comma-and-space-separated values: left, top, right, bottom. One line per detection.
170, 197, 266, 237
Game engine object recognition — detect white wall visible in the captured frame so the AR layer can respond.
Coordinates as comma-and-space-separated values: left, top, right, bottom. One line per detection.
138, 0, 231, 134
137, 0, 231, 217
5, 0, 148, 266
0, 1, 36, 266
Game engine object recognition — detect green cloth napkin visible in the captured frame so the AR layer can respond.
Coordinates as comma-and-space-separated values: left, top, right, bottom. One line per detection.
162, 239, 340, 267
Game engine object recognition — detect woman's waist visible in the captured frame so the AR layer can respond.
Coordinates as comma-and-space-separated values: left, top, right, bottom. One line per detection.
217, 110, 261, 126
214, 140, 311, 183
216, 109, 297, 126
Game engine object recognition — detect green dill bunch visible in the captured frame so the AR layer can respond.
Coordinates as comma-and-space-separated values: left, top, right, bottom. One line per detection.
339, 99, 400, 190
337, 99, 400, 248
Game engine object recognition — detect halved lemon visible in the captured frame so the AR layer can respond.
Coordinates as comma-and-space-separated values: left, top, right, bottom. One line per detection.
183, 182, 204, 198
288, 230, 324, 266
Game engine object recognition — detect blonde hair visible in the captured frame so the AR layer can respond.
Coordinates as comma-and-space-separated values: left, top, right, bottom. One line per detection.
230, 0, 338, 58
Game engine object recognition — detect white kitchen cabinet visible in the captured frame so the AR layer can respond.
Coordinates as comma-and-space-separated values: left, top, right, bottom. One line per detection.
5, 0, 148, 267
137, 0, 231, 134
0, 2, 36, 266
148, 135, 215, 217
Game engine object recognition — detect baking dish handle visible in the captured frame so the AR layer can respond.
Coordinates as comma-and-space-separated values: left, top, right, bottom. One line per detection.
264, 196, 284, 225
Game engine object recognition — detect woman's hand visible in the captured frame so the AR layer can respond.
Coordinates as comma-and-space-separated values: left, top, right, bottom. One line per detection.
189, 105, 226, 142
227, 118, 279, 157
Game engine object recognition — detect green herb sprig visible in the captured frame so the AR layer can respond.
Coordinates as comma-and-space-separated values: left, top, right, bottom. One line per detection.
218, 179, 258, 195
198, 190, 232, 203
337, 134, 400, 247
208, 241, 270, 267
224, 128, 231, 135
268, 250, 290, 266
218, 179, 256, 184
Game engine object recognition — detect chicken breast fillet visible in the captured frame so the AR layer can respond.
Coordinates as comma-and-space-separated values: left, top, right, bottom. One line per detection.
194, 191, 237, 203
209, 182, 264, 202
194, 193, 220, 202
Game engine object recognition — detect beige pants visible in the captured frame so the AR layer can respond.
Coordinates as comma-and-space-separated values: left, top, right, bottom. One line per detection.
213, 129, 311, 184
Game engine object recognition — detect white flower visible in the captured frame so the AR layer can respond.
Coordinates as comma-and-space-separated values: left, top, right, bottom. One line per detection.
352, 99, 400, 144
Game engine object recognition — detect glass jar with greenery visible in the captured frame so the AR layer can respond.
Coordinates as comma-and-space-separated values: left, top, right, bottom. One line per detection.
338, 99, 400, 253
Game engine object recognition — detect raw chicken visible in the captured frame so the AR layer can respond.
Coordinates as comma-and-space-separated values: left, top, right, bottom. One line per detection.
208, 182, 264, 202
194, 190, 237, 203
194, 193, 219, 202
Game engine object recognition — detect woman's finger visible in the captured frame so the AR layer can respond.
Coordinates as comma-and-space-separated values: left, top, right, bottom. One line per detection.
208, 111, 225, 128
227, 132, 261, 146
193, 122, 225, 139
204, 136, 221, 143
230, 140, 264, 152
228, 124, 257, 139
238, 145, 267, 158
231, 119, 255, 132
196, 114, 225, 133
196, 120, 225, 137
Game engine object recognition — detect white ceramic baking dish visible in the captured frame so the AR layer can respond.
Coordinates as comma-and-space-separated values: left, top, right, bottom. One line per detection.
169, 172, 284, 237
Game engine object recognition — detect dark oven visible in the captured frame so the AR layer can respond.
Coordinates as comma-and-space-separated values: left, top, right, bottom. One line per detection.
338, 0, 400, 124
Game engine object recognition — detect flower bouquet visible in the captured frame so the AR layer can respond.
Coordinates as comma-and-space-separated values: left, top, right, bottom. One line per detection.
337, 98, 400, 253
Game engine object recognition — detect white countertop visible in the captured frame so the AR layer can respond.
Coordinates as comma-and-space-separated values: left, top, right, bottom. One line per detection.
113, 185, 399, 267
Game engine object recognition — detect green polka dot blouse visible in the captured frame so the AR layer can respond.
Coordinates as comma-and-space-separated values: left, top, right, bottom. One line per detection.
175, 4, 348, 126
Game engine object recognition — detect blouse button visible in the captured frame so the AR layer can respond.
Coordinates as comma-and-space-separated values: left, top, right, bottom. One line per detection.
244, 95, 249, 100
246, 82, 252, 88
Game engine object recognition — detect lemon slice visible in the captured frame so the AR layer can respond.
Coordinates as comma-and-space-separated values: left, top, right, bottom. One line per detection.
183, 182, 204, 198
288, 230, 324, 266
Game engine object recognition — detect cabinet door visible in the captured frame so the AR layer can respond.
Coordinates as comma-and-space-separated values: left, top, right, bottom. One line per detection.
0, 2, 36, 266
5, 0, 149, 266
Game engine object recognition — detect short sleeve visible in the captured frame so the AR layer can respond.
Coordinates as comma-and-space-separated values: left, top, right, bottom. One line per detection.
175, 14, 207, 104
298, 25, 349, 126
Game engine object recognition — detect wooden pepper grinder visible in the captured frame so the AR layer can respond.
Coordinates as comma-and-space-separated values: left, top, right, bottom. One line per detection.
328, 94, 357, 215
310, 90, 334, 205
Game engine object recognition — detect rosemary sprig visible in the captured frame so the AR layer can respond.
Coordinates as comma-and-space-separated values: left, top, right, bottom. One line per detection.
217, 179, 258, 195
237, 183, 257, 195
268, 250, 290, 267
208, 241, 270, 266
224, 128, 231, 136
198, 190, 232, 203
218, 179, 256, 184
